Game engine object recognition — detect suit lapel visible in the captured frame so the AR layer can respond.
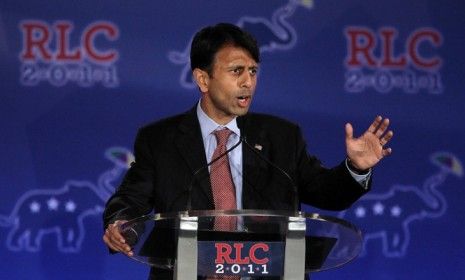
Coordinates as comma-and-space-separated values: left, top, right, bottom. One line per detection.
242, 115, 270, 208
173, 110, 273, 210
175, 107, 214, 208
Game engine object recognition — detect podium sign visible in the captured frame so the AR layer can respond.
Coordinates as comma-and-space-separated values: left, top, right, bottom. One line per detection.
119, 210, 362, 279
197, 241, 284, 277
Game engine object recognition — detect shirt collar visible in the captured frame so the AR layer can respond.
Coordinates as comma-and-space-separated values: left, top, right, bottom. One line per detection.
196, 100, 241, 141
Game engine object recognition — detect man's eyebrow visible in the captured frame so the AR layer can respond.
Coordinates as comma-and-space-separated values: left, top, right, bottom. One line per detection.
226, 64, 258, 70
226, 65, 245, 70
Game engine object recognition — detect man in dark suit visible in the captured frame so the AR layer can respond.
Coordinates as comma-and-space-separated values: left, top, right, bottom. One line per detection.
103, 23, 393, 278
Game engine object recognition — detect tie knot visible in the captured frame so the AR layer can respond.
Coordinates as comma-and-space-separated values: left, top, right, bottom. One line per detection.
214, 128, 232, 146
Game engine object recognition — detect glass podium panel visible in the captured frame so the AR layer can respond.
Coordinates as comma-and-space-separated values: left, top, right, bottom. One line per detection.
119, 210, 362, 278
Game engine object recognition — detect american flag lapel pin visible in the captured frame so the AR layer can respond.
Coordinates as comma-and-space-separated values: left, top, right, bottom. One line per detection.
254, 144, 263, 151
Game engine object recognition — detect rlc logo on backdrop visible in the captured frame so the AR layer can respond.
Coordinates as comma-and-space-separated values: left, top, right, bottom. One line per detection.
344, 27, 443, 94
168, 0, 314, 89
0, 147, 133, 253
339, 152, 462, 257
18, 20, 120, 88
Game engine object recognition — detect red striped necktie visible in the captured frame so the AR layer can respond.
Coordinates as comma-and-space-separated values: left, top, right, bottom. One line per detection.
210, 128, 237, 231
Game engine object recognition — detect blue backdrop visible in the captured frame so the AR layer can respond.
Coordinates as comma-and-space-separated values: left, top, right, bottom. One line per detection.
1, 0, 464, 279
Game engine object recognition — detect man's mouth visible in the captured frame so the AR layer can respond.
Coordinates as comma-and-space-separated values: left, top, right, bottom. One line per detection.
237, 95, 251, 107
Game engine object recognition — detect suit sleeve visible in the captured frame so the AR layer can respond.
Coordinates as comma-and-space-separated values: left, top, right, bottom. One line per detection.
294, 126, 371, 211
103, 128, 156, 228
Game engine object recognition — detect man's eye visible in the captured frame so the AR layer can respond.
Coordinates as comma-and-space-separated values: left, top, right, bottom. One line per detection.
249, 69, 258, 75
232, 68, 242, 74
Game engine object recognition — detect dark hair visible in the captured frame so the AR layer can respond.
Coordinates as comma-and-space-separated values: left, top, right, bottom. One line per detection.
190, 23, 260, 74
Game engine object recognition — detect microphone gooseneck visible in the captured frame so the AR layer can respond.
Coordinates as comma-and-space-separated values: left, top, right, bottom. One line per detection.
177, 115, 299, 213
241, 136, 300, 212
185, 137, 243, 211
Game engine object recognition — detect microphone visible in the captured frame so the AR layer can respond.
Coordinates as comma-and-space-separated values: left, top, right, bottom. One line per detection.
184, 133, 243, 211
238, 115, 300, 212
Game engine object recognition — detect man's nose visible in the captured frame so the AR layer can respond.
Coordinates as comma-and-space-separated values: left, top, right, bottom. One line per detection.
241, 72, 254, 88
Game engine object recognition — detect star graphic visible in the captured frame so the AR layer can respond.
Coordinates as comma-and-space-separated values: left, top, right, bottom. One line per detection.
47, 197, 59, 211
29, 201, 41, 213
391, 205, 402, 217
65, 201, 76, 212
355, 206, 366, 218
372, 202, 384, 215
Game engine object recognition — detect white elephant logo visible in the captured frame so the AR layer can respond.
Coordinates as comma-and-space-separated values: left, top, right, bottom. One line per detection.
339, 152, 463, 257
0, 147, 134, 253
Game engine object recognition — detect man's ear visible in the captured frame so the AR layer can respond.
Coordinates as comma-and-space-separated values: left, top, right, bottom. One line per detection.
193, 68, 209, 93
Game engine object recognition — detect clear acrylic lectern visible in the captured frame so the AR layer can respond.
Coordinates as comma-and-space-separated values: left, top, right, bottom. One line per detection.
119, 210, 362, 280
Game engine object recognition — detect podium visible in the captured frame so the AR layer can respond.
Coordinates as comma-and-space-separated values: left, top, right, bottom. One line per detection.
119, 210, 362, 279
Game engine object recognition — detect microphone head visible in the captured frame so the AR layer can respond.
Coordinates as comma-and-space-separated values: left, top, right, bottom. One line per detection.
237, 115, 248, 141
236, 115, 247, 131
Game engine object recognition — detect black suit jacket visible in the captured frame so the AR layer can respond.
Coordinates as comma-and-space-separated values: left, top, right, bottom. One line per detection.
103, 106, 370, 278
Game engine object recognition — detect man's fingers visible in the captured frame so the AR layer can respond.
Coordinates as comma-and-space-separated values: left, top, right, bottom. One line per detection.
345, 123, 354, 140
108, 227, 130, 250
373, 118, 389, 138
367, 116, 382, 134
110, 225, 126, 243
108, 231, 125, 246
104, 228, 123, 247
382, 147, 393, 156
104, 231, 133, 255
103, 234, 121, 252
103, 221, 134, 256
380, 130, 394, 146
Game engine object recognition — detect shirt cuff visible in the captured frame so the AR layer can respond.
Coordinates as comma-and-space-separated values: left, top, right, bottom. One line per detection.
345, 158, 372, 189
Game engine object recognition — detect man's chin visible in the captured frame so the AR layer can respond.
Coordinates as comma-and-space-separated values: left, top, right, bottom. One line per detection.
234, 108, 250, 117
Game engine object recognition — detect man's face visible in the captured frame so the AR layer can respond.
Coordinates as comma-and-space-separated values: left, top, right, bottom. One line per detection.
198, 45, 258, 124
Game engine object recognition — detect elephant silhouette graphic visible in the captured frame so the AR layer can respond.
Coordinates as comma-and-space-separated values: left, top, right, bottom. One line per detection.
168, 0, 314, 89
0, 147, 134, 253
338, 152, 463, 257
